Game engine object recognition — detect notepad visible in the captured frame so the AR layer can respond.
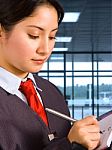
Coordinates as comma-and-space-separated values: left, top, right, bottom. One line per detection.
96, 111, 112, 150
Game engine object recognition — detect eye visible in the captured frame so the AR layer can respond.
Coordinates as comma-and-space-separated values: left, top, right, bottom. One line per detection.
49, 36, 56, 40
28, 34, 39, 39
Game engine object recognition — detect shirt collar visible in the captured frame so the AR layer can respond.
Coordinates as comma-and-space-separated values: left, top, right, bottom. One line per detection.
0, 67, 42, 94
27, 73, 42, 92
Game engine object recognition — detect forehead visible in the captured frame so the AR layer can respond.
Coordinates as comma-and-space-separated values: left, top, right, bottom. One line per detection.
31, 4, 58, 21
19, 5, 58, 30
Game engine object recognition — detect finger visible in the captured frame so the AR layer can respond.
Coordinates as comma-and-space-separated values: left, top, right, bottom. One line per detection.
81, 116, 98, 126
83, 134, 100, 150
88, 140, 100, 150
81, 130, 100, 142
88, 132, 100, 141
73, 116, 99, 128
82, 124, 100, 133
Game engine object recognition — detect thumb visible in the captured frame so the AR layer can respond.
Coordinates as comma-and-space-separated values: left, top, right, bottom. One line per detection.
80, 116, 98, 126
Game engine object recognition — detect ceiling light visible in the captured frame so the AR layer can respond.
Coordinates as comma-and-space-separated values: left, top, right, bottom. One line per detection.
56, 37, 72, 42
50, 57, 64, 60
53, 48, 68, 51
62, 12, 80, 22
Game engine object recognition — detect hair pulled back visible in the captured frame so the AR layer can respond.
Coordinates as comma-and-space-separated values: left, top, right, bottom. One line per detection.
0, 0, 64, 31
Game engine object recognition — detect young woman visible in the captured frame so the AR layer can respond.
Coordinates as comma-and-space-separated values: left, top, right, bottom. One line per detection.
0, 0, 100, 149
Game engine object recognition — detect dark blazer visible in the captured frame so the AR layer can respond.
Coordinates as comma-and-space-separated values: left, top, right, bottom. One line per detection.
0, 75, 87, 150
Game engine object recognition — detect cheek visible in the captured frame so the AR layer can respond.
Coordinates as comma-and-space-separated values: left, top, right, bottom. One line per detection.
6, 36, 35, 59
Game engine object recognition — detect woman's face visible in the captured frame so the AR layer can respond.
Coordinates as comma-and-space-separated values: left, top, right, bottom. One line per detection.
0, 5, 58, 78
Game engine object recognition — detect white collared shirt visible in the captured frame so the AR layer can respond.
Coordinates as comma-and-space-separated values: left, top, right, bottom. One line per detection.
0, 67, 43, 104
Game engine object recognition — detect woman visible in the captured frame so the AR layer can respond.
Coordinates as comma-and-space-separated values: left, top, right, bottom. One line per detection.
0, 0, 100, 149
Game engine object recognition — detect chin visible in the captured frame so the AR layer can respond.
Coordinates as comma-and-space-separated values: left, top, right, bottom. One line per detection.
30, 68, 42, 73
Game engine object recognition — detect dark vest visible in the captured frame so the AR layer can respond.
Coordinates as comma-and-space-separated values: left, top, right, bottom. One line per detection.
0, 75, 71, 150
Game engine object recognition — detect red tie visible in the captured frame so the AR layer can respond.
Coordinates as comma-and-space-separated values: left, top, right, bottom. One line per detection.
19, 78, 48, 126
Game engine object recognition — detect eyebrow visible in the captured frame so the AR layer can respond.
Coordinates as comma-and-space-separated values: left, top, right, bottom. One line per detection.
27, 25, 58, 32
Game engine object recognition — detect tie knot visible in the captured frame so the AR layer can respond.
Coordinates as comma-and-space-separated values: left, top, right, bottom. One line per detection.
19, 78, 36, 99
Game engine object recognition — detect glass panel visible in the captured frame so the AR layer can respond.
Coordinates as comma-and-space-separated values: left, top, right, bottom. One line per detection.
74, 77, 92, 86
74, 62, 92, 71
38, 72, 48, 77
66, 76, 93, 120
99, 62, 112, 70
41, 62, 48, 70
98, 72, 112, 76
66, 62, 73, 71
49, 77, 64, 94
74, 72, 92, 76
66, 72, 72, 76
99, 77, 112, 115
49, 54, 64, 71
48, 73, 64, 77
66, 55, 73, 70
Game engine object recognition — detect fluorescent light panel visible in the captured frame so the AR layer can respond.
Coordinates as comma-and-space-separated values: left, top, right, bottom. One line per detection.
53, 48, 68, 51
50, 57, 64, 60
56, 37, 72, 42
63, 12, 80, 22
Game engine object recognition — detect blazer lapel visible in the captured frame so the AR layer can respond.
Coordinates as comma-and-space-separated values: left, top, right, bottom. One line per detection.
37, 88, 57, 133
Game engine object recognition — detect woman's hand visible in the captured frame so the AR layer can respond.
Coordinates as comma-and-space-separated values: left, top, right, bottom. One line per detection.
68, 116, 100, 150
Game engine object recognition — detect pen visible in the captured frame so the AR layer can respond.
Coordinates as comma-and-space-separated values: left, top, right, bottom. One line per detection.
100, 131, 103, 134
45, 108, 77, 123
46, 108, 103, 135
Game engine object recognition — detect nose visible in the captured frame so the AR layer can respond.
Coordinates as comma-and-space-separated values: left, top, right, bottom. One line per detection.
36, 38, 50, 55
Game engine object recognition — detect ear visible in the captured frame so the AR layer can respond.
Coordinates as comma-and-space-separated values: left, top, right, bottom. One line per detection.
0, 24, 2, 37
0, 24, 5, 39
0, 24, 4, 38
0, 24, 5, 44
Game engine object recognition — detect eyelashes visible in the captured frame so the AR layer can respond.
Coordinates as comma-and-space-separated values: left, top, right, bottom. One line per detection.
28, 34, 39, 39
49, 37, 56, 40
28, 34, 56, 40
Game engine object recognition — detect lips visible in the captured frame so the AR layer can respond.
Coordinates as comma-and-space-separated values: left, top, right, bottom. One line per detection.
32, 58, 46, 65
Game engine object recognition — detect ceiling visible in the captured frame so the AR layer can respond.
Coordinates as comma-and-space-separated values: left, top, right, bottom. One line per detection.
53, 0, 112, 62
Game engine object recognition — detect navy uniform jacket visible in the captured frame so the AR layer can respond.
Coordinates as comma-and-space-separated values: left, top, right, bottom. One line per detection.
0, 75, 87, 150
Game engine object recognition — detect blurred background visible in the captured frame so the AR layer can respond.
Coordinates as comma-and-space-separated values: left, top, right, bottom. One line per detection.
38, 0, 112, 119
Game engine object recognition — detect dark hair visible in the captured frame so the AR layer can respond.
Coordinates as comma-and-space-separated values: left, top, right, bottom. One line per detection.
0, 0, 64, 31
